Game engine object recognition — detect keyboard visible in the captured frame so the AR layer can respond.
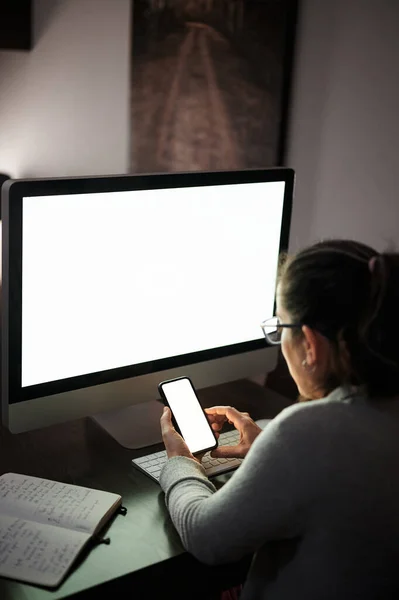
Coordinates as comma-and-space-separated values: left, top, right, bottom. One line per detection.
132, 428, 242, 483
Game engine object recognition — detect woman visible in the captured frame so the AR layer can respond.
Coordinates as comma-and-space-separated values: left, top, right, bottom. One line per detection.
159, 239, 399, 600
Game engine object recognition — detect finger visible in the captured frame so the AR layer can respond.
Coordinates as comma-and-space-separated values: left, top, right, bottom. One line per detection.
205, 406, 231, 416
211, 423, 225, 435
205, 406, 244, 421
208, 406, 248, 430
160, 405, 171, 421
160, 406, 173, 435
205, 407, 233, 428
205, 411, 226, 424
210, 445, 243, 459
207, 416, 226, 432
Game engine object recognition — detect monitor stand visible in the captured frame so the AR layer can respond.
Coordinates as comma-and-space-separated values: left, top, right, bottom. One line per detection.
91, 400, 164, 449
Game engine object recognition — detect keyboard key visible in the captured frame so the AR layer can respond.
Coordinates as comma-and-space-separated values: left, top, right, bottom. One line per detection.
148, 465, 161, 473
135, 458, 151, 466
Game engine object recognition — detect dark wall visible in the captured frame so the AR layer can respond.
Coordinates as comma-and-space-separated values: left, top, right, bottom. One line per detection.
0, 0, 32, 50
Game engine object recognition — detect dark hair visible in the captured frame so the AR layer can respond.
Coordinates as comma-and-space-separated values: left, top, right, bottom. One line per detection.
279, 240, 399, 398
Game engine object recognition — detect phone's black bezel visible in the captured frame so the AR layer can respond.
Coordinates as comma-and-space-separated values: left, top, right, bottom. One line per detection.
158, 376, 218, 455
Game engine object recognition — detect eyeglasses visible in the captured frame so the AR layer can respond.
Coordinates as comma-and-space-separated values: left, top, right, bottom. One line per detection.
260, 316, 303, 345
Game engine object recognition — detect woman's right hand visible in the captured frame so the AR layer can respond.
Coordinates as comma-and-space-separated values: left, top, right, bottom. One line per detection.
204, 406, 262, 459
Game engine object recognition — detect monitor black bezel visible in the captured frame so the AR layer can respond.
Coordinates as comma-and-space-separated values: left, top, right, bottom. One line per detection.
2, 168, 294, 405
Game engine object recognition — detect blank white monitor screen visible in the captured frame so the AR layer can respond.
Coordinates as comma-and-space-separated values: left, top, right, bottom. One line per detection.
21, 180, 286, 388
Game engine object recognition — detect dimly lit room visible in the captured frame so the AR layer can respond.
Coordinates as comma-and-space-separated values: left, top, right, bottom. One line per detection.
1, 1, 399, 598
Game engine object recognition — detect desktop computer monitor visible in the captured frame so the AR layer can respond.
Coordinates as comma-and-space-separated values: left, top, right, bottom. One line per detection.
1, 169, 294, 448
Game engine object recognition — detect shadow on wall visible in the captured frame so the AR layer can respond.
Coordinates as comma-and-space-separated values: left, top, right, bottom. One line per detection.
286, 1, 339, 252
33, 0, 64, 45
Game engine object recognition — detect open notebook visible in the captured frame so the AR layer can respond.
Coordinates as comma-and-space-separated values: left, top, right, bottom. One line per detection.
0, 472, 122, 588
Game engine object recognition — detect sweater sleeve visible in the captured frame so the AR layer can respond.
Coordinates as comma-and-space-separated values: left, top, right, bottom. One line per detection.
159, 405, 308, 566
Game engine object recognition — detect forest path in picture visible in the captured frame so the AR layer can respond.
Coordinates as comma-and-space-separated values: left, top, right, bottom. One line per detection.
131, 1, 292, 173
156, 24, 240, 172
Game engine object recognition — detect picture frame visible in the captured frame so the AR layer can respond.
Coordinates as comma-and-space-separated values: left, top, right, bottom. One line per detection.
131, 0, 299, 173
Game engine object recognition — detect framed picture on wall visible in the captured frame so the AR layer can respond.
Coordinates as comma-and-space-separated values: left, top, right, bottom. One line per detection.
131, 0, 299, 173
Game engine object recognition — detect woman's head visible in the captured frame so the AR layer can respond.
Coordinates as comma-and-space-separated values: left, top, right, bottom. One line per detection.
276, 240, 399, 401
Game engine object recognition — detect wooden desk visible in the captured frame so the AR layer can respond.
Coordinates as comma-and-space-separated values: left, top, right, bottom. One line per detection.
0, 380, 293, 599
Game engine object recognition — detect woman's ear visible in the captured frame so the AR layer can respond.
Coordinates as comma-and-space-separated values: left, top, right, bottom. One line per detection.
301, 325, 331, 369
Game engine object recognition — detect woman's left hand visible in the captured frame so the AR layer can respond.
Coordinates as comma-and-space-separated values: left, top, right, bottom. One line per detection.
160, 407, 199, 462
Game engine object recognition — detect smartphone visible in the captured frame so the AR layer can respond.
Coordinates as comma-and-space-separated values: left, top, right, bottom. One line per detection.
158, 376, 218, 455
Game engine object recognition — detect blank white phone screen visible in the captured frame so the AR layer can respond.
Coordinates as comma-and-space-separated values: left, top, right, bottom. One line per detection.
162, 378, 216, 454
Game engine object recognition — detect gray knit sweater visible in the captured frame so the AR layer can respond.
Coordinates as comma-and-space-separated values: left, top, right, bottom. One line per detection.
159, 386, 399, 599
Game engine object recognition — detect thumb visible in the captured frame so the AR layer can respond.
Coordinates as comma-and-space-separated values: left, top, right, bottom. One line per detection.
210, 445, 242, 459
160, 406, 173, 432
161, 405, 171, 419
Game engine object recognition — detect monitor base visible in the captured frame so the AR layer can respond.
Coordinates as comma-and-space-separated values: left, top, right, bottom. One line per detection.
91, 400, 164, 449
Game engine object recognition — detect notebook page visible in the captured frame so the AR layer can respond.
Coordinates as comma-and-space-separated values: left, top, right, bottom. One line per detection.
0, 474, 121, 535
0, 515, 89, 587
